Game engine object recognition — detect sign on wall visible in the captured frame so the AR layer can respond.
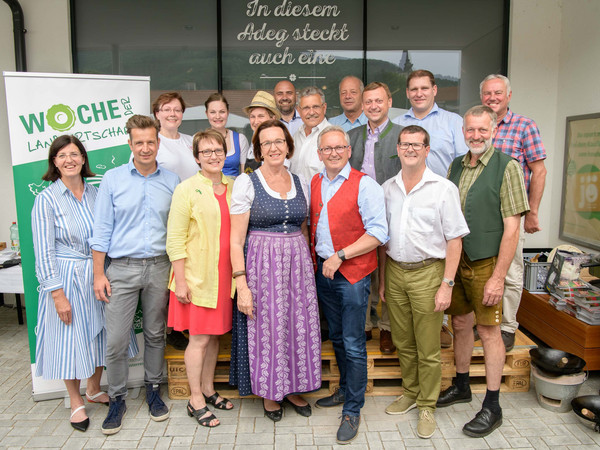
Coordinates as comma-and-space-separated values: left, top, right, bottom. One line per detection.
221, 0, 363, 91
560, 113, 600, 250
3, 72, 150, 400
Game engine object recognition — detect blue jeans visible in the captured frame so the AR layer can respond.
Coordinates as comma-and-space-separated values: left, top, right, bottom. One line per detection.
315, 259, 370, 416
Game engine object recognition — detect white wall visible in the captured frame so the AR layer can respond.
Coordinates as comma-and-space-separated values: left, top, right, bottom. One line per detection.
508, 0, 600, 252
0, 0, 71, 244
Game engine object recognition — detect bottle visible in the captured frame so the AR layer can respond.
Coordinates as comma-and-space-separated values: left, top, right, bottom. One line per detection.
10, 222, 20, 255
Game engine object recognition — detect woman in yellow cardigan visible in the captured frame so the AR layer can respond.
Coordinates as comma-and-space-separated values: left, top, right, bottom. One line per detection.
166, 129, 235, 428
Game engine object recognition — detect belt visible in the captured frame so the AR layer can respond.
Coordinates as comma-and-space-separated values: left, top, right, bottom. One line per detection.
394, 257, 440, 270
110, 254, 169, 265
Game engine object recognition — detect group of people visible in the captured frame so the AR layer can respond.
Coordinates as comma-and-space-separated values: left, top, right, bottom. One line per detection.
31, 70, 546, 444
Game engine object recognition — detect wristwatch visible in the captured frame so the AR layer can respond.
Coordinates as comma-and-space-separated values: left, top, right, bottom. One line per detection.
442, 277, 455, 287
337, 249, 346, 261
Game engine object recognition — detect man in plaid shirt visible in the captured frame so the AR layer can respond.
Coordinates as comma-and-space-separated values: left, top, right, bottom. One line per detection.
480, 74, 547, 352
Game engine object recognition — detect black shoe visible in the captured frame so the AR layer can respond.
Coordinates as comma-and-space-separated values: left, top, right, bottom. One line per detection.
315, 388, 345, 408
436, 385, 472, 408
365, 330, 372, 341
501, 331, 515, 352
263, 400, 283, 422
337, 414, 360, 444
166, 331, 188, 350
283, 397, 312, 417
463, 407, 502, 438
70, 405, 89, 432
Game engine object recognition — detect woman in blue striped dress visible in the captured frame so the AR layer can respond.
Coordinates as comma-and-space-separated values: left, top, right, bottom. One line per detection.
32, 135, 117, 432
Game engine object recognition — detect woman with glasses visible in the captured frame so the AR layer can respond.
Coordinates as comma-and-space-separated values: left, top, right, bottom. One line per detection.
32, 135, 138, 432
205, 93, 249, 177
152, 92, 198, 350
229, 120, 321, 422
152, 92, 198, 182
166, 129, 235, 428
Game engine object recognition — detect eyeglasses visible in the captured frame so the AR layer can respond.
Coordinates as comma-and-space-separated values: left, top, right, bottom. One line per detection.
260, 139, 286, 149
199, 149, 225, 157
300, 104, 324, 113
55, 152, 82, 161
398, 142, 426, 151
160, 108, 183, 114
319, 145, 349, 155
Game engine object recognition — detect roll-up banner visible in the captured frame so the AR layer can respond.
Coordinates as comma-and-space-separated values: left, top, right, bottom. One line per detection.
3, 72, 151, 400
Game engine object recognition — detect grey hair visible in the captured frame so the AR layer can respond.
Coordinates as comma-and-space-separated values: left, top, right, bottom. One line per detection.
297, 86, 325, 105
464, 105, 497, 129
317, 125, 350, 149
339, 76, 364, 93
479, 74, 511, 97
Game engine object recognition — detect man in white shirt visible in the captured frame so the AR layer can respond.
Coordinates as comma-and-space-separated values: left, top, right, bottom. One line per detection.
289, 87, 330, 182
380, 125, 468, 439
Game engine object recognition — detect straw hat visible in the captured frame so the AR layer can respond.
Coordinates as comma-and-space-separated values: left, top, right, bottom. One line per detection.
243, 91, 281, 120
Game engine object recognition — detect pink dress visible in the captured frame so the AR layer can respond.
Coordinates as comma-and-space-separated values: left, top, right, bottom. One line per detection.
168, 191, 233, 335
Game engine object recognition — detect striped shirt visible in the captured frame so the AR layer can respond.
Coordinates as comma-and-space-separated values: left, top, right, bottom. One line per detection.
454, 146, 530, 218
493, 109, 546, 191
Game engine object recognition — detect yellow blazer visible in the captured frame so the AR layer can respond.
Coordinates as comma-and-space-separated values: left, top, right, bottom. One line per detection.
166, 172, 235, 308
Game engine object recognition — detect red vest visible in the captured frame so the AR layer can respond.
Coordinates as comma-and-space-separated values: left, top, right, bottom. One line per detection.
310, 168, 378, 284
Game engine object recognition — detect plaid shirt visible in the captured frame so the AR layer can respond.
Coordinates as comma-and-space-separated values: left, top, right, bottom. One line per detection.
492, 109, 546, 192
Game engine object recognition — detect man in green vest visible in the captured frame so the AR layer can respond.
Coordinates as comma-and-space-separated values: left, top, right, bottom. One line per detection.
436, 105, 529, 438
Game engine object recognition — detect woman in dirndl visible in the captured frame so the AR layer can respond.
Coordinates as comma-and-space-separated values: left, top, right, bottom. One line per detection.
229, 119, 321, 422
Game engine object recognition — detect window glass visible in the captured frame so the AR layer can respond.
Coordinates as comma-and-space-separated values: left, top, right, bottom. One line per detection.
220, 0, 364, 118
74, 0, 218, 91
366, 0, 506, 116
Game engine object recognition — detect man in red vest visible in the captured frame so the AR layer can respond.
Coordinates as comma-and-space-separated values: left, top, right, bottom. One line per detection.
310, 125, 388, 444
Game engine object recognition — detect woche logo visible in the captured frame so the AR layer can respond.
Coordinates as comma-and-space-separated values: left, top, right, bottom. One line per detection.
19, 97, 134, 152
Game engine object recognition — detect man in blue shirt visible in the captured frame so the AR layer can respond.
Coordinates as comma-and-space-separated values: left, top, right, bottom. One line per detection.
392, 70, 468, 349
274, 80, 303, 137
329, 76, 368, 132
393, 70, 467, 177
310, 125, 388, 444
90, 115, 180, 435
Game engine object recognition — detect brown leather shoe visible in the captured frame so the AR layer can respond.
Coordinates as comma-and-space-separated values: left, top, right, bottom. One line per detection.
379, 329, 396, 354
440, 325, 453, 349
365, 330, 372, 341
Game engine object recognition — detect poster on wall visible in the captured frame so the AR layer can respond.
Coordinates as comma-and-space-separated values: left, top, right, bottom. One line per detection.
560, 113, 600, 250
3, 72, 150, 400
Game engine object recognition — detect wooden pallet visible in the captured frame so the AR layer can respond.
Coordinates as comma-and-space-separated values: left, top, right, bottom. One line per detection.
165, 329, 536, 399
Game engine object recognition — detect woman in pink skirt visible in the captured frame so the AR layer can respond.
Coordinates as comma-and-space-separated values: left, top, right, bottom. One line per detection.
166, 129, 234, 428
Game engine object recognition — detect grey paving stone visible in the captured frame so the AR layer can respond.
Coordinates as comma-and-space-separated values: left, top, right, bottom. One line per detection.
235, 432, 275, 445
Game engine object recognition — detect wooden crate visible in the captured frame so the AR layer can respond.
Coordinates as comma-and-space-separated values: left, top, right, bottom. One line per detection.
165, 329, 536, 399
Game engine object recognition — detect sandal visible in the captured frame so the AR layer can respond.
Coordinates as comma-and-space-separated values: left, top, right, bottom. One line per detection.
86, 390, 109, 405
70, 405, 89, 432
203, 392, 233, 410
187, 401, 219, 427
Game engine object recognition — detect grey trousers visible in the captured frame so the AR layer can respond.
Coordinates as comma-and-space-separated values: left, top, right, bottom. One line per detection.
105, 255, 170, 398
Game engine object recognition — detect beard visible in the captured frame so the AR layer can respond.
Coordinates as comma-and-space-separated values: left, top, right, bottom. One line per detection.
277, 100, 295, 115
467, 137, 493, 155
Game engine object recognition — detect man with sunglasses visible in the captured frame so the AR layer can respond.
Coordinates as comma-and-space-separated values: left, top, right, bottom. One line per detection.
310, 125, 388, 445
380, 125, 468, 439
